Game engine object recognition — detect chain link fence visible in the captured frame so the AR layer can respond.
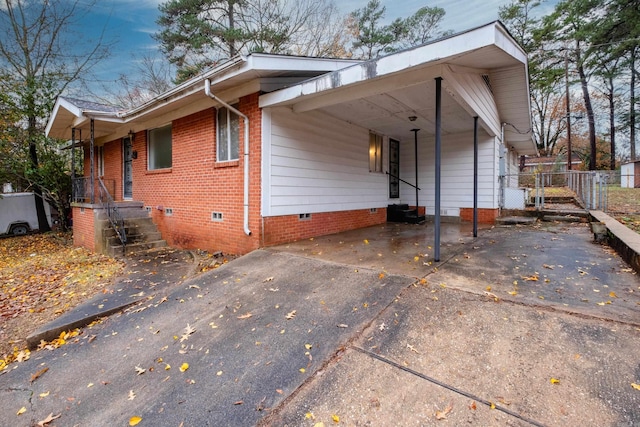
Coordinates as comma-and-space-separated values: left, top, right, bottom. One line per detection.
500, 170, 617, 212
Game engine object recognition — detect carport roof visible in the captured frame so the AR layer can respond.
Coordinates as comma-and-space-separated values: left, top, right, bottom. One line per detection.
260, 21, 536, 154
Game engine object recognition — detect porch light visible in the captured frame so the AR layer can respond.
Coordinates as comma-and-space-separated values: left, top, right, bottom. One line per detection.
128, 130, 136, 141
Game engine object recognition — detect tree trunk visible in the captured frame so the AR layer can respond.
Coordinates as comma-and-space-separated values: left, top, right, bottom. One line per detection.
608, 74, 616, 170
28, 114, 51, 233
576, 47, 597, 170
631, 48, 636, 161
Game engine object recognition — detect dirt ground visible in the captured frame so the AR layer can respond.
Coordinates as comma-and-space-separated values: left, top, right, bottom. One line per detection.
0, 232, 124, 363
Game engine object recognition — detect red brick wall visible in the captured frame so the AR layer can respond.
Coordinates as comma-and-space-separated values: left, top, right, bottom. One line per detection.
72, 206, 95, 251
110, 93, 264, 255
262, 208, 387, 246
460, 208, 499, 224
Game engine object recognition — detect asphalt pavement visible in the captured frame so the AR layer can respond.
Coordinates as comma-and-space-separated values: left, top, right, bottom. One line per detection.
1, 221, 638, 426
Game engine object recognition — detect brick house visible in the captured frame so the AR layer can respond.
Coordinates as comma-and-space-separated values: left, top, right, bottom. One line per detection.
46, 21, 536, 256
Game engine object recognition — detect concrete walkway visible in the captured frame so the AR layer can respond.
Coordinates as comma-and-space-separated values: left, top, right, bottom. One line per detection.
1, 221, 639, 426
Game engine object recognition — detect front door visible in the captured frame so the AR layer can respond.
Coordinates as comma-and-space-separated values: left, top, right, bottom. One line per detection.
123, 137, 133, 199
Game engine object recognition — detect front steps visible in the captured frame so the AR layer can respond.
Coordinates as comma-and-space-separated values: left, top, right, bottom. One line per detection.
98, 202, 167, 257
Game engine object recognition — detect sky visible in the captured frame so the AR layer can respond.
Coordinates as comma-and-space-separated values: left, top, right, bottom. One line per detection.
80, 0, 558, 90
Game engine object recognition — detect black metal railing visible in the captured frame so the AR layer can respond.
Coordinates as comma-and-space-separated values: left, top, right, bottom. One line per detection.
97, 178, 127, 253
72, 177, 92, 203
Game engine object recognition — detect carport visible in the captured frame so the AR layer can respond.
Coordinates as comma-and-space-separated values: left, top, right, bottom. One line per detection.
259, 21, 536, 261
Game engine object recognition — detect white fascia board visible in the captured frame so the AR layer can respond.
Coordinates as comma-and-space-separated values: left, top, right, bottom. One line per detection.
45, 97, 83, 137
247, 53, 360, 73
259, 22, 512, 109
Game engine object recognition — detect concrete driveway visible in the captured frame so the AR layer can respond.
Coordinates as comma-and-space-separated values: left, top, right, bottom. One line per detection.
1, 221, 639, 426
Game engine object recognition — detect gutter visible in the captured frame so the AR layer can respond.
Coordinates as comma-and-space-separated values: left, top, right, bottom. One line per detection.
204, 79, 252, 236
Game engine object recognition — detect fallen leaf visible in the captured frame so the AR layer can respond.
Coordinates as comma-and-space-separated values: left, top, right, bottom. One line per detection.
363, 239, 369, 244
550, 378, 560, 384
522, 275, 539, 281
609, 291, 618, 298
407, 343, 420, 354
180, 323, 196, 342
305, 343, 313, 350
435, 402, 453, 420
237, 312, 253, 320
469, 401, 477, 410
508, 290, 518, 296
30, 367, 49, 383
39, 391, 50, 398
179, 363, 189, 372
129, 416, 142, 426
128, 390, 136, 400
490, 402, 496, 409
135, 365, 146, 375
37, 413, 61, 426
17, 406, 27, 415
631, 383, 640, 390
299, 368, 306, 373
305, 412, 315, 419
233, 401, 244, 405
263, 277, 274, 282
332, 414, 340, 423
337, 324, 348, 328
285, 310, 297, 320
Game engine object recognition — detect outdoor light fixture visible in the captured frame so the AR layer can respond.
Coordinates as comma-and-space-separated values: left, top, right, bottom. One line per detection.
128, 130, 136, 141
408, 116, 417, 122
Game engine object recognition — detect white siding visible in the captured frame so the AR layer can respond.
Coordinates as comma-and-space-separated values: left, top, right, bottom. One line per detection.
262, 108, 500, 218
399, 131, 499, 216
263, 107, 390, 216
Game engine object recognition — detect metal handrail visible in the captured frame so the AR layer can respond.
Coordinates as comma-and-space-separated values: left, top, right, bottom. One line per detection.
386, 171, 421, 190
97, 177, 127, 254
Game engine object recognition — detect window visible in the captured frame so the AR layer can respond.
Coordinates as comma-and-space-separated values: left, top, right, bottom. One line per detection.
369, 132, 383, 173
148, 124, 172, 170
217, 105, 239, 162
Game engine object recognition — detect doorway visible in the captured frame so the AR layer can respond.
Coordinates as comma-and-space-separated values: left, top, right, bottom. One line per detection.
123, 137, 133, 199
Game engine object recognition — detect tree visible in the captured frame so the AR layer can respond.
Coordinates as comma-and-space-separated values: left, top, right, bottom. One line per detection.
537, 0, 603, 170
397, 6, 450, 49
0, 0, 111, 230
348, 1, 450, 60
590, 0, 640, 160
156, 0, 346, 82
347, 0, 395, 59
500, 0, 568, 157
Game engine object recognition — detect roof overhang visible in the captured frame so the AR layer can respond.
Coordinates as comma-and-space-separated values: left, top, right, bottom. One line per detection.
46, 54, 361, 143
260, 21, 536, 155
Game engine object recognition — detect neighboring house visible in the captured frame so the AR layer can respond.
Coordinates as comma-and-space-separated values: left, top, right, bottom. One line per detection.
46, 21, 536, 256
621, 160, 640, 188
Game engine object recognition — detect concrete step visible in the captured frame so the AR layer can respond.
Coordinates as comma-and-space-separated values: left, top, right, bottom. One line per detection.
108, 240, 167, 257
496, 216, 537, 225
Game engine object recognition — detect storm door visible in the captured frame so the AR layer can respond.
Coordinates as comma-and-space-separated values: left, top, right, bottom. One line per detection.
389, 138, 400, 198
123, 137, 133, 199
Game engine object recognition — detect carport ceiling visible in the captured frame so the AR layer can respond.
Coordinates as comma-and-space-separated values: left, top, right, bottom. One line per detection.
319, 81, 467, 141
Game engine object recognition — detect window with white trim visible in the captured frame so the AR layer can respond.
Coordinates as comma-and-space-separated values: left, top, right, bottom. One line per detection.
148, 124, 172, 170
369, 132, 383, 173
217, 105, 240, 162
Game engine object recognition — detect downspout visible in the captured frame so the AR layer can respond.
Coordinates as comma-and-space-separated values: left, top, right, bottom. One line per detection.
204, 79, 252, 236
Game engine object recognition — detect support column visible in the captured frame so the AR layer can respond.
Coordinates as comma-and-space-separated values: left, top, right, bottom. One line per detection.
434, 77, 442, 262
473, 116, 479, 238
412, 129, 420, 214
90, 118, 95, 204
